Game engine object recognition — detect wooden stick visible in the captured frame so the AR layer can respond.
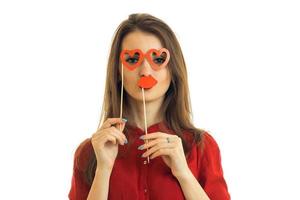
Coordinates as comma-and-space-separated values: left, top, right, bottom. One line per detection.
142, 88, 150, 164
119, 63, 124, 131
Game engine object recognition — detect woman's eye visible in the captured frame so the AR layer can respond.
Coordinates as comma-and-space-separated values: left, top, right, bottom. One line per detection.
126, 57, 139, 64
154, 57, 165, 64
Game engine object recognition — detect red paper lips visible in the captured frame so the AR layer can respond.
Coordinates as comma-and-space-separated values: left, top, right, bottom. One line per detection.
138, 75, 158, 89
120, 48, 170, 71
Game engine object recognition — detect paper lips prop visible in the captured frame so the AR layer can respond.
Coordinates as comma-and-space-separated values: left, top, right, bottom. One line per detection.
138, 75, 158, 89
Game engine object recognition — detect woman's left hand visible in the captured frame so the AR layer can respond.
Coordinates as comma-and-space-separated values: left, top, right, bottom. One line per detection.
139, 132, 190, 178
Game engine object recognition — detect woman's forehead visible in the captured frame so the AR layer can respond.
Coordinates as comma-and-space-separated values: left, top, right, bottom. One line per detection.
121, 31, 163, 51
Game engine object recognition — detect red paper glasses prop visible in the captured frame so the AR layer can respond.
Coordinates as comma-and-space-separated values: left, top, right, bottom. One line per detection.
120, 48, 170, 71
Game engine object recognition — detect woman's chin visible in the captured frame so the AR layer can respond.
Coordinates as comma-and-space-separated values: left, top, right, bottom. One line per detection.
133, 91, 157, 102
125, 86, 161, 102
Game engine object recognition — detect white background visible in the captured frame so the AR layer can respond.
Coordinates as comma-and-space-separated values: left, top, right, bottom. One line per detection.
0, 0, 299, 199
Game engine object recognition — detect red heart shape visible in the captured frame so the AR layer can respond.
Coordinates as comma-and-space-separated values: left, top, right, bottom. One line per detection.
120, 49, 144, 71
145, 48, 170, 71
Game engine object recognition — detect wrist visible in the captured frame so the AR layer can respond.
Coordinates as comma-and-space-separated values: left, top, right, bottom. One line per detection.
96, 166, 113, 175
173, 167, 193, 181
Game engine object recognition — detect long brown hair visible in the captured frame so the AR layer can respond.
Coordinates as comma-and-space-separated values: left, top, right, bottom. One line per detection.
82, 13, 206, 186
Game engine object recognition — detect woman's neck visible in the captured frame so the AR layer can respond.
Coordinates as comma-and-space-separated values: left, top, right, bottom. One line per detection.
126, 95, 165, 131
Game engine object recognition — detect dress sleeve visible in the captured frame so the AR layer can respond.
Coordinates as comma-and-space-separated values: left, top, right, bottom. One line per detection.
198, 132, 231, 200
68, 139, 91, 200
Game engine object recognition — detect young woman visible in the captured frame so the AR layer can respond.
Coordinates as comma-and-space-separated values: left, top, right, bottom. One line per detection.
68, 13, 230, 200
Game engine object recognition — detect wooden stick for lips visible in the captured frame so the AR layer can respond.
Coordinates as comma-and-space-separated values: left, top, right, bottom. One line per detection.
142, 88, 150, 164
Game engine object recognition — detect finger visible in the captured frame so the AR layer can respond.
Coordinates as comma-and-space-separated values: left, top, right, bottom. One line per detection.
99, 118, 126, 130
139, 138, 166, 149
107, 127, 127, 145
110, 126, 127, 141
150, 148, 173, 159
92, 133, 117, 146
104, 134, 117, 145
92, 127, 127, 145
102, 118, 126, 130
142, 142, 175, 158
121, 122, 126, 131
140, 132, 167, 140
92, 122, 126, 139
115, 121, 126, 132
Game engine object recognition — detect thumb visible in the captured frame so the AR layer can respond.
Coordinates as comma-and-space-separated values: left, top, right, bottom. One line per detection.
121, 118, 127, 131
115, 118, 127, 131
120, 121, 126, 132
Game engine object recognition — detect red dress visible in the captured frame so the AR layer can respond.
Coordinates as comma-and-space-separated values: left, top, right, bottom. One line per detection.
68, 121, 230, 200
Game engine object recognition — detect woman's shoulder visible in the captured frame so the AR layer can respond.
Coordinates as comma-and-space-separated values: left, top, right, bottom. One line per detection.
202, 131, 220, 150
183, 128, 219, 147
72, 137, 93, 172
183, 128, 222, 157
196, 130, 224, 168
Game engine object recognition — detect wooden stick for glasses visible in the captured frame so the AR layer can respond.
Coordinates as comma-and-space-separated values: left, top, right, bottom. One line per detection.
119, 63, 124, 134
119, 63, 124, 122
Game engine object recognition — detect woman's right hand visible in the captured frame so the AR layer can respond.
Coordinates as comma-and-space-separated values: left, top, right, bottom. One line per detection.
91, 118, 127, 172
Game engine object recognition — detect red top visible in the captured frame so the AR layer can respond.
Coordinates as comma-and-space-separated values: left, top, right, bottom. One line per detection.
68, 121, 230, 200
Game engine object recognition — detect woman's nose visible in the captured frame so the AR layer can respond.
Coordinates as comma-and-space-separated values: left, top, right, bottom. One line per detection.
139, 59, 152, 76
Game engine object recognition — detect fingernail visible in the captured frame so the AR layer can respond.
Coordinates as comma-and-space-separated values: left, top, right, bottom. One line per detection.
138, 145, 144, 150
124, 139, 128, 144
122, 118, 127, 122
139, 135, 144, 140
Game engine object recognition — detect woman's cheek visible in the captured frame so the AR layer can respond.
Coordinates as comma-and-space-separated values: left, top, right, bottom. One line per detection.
159, 70, 171, 89
123, 73, 138, 91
